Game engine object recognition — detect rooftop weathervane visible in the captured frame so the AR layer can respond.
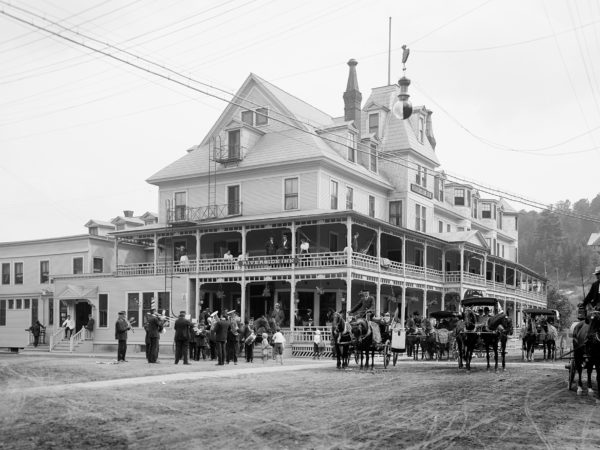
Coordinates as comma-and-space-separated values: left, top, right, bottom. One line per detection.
393, 44, 413, 120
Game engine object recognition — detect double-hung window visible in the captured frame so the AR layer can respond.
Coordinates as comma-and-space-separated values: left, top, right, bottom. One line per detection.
73, 257, 83, 275
368, 113, 379, 135
241, 110, 253, 125
347, 133, 356, 162
2, 263, 10, 285
93, 258, 103, 273
368, 196, 375, 218
174, 192, 186, 221
454, 188, 465, 206
330, 180, 338, 209
284, 178, 298, 210
228, 130, 240, 159
228, 185, 240, 215
256, 107, 268, 126
482, 203, 491, 219
346, 187, 354, 210
389, 201, 402, 226
14, 262, 23, 285
415, 204, 426, 232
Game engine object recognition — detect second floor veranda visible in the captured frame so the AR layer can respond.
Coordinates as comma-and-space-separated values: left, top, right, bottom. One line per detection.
112, 210, 546, 304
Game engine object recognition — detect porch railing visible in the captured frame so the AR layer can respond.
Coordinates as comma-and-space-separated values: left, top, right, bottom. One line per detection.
70, 328, 85, 352
48, 327, 64, 352
167, 202, 242, 224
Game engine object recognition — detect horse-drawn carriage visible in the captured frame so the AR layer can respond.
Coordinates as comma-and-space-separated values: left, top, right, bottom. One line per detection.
457, 297, 513, 371
429, 310, 460, 360
520, 308, 559, 361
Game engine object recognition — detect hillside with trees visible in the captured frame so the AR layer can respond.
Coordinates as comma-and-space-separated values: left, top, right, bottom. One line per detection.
517, 193, 600, 323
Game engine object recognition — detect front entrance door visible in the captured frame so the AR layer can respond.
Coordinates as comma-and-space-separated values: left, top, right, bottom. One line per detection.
319, 292, 336, 326
75, 302, 91, 332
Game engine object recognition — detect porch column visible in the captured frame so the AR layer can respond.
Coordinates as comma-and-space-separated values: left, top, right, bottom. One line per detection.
423, 242, 428, 277
114, 237, 119, 274
375, 279, 381, 317
241, 225, 247, 256
195, 230, 201, 273
492, 262, 496, 286
290, 223, 296, 257
402, 234, 406, 278
346, 269, 352, 315
422, 288, 427, 317
504, 266, 507, 286
400, 283, 406, 328
441, 249, 446, 283
376, 227, 381, 259
240, 279, 247, 324
459, 245, 464, 298
153, 233, 158, 275
346, 216, 353, 265
289, 279, 296, 341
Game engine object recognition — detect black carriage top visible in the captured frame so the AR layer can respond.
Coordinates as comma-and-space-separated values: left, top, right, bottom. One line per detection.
522, 308, 559, 318
461, 297, 499, 308
429, 310, 459, 320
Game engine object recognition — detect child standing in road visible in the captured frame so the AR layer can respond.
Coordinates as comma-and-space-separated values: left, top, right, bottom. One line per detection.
260, 333, 271, 363
313, 329, 322, 359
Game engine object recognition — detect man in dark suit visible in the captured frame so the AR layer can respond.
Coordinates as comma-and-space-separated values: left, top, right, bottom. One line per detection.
174, 311, 191, 365
583, 266, 600, 309
145, 308, 163, 363
114, 311, 131, 362
265, 236, 278, 255
214, 313, 230, 365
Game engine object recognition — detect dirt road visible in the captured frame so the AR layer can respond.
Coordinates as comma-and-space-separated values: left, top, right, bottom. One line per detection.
0, 355, 598, 449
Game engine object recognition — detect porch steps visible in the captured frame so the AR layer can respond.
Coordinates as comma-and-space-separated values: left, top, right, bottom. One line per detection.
20, 344, 50, 354
49, 339, 93, 353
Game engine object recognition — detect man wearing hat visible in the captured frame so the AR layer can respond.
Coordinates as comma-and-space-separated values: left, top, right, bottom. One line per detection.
145, 306, 164, 364
270, 302, 285, 328
214, 312, 230, 365
583, 266, 600, 309
174, 311, 192, 365
349, 291, 374, 319
115, 311, 131, 362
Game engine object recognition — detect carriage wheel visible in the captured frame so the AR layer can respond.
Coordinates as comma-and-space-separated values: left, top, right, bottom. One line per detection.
568, 359, 576, 391
393, 352, 398, 366
383, 344, 390, 369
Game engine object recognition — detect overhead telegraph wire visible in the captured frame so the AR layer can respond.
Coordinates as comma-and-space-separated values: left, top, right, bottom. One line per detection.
2, 4, 600, 225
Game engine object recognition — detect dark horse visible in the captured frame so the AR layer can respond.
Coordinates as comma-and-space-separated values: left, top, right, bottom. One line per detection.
330, 311, 351, 369
351, 318, 375, 369
455, 308, 478, 371
540, 317, 558, 361
521, 316, 537, 361
253, 316, 276, 344
571, 309, 600, 396
480, 313, 513, 372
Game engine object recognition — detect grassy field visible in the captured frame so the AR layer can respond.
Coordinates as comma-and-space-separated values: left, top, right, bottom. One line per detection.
0, 354, 598, 449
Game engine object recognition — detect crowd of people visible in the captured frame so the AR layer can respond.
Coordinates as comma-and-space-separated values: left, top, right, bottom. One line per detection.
112, 306, 289, 365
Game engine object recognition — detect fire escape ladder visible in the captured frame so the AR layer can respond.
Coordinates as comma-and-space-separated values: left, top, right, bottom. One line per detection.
207, 136, 219, 218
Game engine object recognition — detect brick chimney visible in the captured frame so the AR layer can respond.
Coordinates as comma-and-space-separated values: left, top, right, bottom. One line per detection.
123, 210, 134, 218
343, 59, 362, 130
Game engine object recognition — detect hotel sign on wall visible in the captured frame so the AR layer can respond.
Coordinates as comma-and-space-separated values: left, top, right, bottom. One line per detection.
410, 183, 433, 199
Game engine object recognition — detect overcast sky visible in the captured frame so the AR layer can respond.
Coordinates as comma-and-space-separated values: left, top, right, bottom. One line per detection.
1, 0, 599, 242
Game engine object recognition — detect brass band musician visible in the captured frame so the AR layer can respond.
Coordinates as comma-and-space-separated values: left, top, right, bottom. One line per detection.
145, 307, 165, 364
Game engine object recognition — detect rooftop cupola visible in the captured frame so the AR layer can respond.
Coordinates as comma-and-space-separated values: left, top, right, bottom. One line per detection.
343, 59, 362, 129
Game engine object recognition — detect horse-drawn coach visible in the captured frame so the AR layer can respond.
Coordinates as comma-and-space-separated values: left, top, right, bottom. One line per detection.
457, 296, 513, 372
520, 308, 559, 362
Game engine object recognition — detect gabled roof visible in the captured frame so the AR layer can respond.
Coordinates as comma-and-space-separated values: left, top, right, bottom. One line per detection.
111, 216, 145, 226
84, 219, 114, 229
57, 284, 98, 300
147, 127, 393, 187
498, 198, 517, 214
431, 230, 488, 248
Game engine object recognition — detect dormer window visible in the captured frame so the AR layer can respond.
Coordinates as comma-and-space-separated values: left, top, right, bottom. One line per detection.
454, 188, 465, 206
256, 107, 268, 126
482, 203, 491, 218
368, 113, 379, 136
418, 115, 425, 143
347, 132, 356, 162
240, 108, 269, 126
